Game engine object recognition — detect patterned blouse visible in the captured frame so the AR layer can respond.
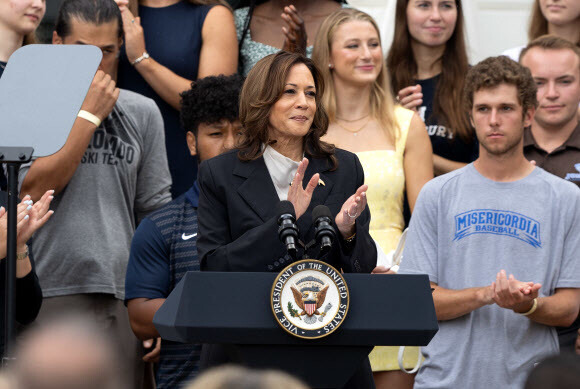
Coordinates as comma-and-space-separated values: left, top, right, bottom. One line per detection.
234, 5, 348, 76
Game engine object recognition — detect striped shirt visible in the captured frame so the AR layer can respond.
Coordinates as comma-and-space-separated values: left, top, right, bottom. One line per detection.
126, 183, 200, 388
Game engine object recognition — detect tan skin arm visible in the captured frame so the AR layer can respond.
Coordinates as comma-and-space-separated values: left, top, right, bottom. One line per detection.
524, 289, 580, 327
21, 71, 119, 201
20, 119, 96, 201
120, 5, 238, 111
0, 202, 33, 278
431, 281, 495, 321
397, 85, 467, 176
127, 297, 166, 340
433, 155, 467, 176
434, 270, 580, 327
403, 113, 434, 211
491, 271, 580, 328
197, 6, 238, 80
371, 114, 433, 275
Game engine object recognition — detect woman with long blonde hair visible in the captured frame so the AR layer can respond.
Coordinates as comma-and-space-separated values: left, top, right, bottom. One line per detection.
0, 0, 45, 77
313, 8, 433, 389
0, 0, 46, 190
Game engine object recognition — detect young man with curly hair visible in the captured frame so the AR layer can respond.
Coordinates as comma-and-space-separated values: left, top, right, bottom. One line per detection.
124, 74, 244, 389
399, 56, 580, 388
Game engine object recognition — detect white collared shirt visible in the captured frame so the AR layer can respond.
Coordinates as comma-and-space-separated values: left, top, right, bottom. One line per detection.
262, 145, 301, 201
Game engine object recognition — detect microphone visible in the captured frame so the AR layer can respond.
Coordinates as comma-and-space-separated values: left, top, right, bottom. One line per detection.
276, 200, 299, 260
312, 205, 336, 257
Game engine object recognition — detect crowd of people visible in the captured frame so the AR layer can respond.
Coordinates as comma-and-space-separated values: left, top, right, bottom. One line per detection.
0, 0, 580, 388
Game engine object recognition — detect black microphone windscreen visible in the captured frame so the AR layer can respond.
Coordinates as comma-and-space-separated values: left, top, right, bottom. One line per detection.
312, 205, 332, 223
276, 200, 296, 218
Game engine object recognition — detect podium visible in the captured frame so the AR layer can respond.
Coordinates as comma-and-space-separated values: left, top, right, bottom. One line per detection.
154, 272, 438, 388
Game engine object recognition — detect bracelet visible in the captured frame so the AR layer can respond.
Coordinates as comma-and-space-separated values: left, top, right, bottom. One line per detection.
520, 298, 538, 316
345, 232, 356, 244
77, 110, 102, 127
131, 52, 150, 66
16, 245, 29, 261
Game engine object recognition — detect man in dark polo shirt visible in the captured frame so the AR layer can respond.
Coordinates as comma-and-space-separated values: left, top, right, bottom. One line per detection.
520, 35, 580, 188
520, 35, 580, 354
124, 74, 244, 388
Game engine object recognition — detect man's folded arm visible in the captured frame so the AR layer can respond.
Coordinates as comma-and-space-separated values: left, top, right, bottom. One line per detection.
431, 282, 494, 321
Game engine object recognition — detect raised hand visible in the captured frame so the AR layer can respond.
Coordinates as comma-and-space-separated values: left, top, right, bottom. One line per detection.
287, 158, 319, 220
16, 191, 55, 248
0, 201, 31, 259
0, 191, 53, 259
491, 270, 541, 313
113, 0, 129, 11
397, 85, 423, 112
82, 70, 119, 123
118, 6, 147, 64
281, 5, 307, 56
335, 184, 368, 239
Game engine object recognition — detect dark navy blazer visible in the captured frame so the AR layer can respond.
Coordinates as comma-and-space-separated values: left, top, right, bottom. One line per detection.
196, 148, 377, 273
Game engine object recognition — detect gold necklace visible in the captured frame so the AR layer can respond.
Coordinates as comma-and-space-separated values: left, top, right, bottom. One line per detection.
335, 117, 371, 136
335, 113, 370, 122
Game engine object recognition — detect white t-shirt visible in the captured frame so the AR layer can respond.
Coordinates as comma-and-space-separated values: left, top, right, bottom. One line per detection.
502, 45, 525, 62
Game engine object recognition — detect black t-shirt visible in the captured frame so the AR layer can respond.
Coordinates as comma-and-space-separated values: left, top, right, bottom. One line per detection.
417, 75, 478, 163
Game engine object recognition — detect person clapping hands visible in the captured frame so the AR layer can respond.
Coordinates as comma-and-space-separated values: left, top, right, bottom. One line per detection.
0, 190, 54, 358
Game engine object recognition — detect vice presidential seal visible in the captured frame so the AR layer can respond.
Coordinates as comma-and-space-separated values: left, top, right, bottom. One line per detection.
271, 259, 349, 339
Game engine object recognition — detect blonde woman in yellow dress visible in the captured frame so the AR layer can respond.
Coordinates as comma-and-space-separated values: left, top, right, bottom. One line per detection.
313, 8, 433, 389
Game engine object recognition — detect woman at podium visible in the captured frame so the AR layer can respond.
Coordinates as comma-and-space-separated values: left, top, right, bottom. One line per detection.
196, 50, 377, 388
196, 51, 377, 275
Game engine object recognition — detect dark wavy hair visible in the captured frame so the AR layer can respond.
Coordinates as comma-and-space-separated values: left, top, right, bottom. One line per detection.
237, 51, 337, 169
180, 74, 245, 135
387, 0, 472, 142
464, 56, 538, 116
55, 0, 123, 39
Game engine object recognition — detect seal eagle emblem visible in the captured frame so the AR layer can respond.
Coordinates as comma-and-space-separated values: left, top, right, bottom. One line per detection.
291, 277, 329, 324
271, 259, 349, 339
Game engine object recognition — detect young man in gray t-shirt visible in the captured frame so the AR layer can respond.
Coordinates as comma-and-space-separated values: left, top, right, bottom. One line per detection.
400, 56, 580, 388
18, 1, 171, 387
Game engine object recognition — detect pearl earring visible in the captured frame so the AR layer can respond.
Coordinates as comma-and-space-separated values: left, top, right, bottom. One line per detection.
328, 64, 333, 69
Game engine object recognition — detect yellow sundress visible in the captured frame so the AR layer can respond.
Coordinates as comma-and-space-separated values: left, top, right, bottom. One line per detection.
357, 106, 421, 372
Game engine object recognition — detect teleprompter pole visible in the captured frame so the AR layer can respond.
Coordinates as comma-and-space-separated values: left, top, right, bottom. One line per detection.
3, 163, 19, 365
